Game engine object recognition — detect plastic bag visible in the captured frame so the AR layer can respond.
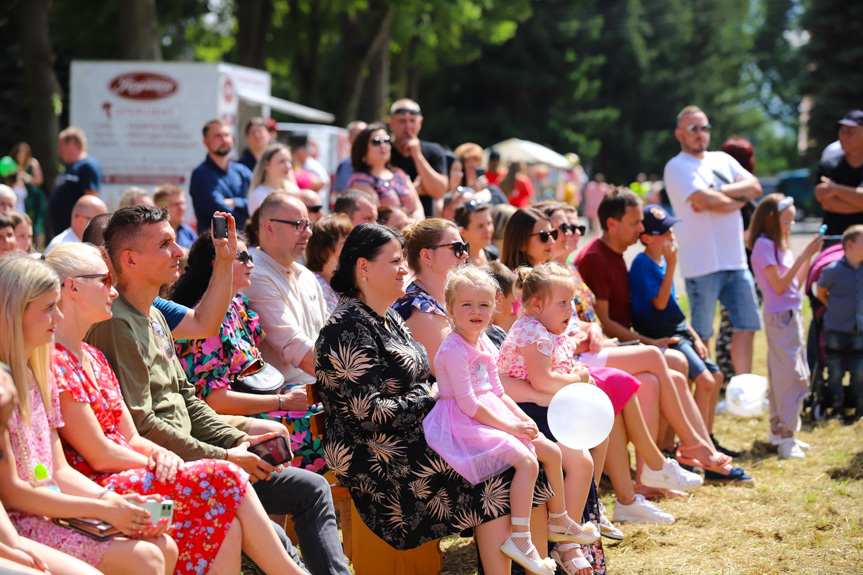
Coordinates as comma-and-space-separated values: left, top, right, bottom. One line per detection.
723, 373, 768, 417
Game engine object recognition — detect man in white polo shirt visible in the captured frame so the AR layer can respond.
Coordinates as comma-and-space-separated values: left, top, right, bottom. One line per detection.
663, 105, 763, 374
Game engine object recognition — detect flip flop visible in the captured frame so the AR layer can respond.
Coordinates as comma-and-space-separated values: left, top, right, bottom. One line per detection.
675, 445, 732, 471
704, 466, 756, 487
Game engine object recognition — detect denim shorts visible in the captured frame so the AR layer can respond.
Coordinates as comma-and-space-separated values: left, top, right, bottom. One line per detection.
670, 337, 720, 381
685, 269, 761, 340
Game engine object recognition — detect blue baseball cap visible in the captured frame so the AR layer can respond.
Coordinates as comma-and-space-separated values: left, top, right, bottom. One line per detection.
642, 204, 680, 235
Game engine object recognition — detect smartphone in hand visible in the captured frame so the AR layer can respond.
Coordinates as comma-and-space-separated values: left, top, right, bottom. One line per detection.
248, 435, 293, 466
212, 215, 228, 239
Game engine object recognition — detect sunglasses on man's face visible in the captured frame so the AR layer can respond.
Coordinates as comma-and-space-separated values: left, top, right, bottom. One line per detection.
307, 205, 323, 213
531, 229, 559, 243
73, 271, 112, 287
236, 251, 254, 266
685, 123, 712, 134
391, 108, 421, 117
559, 222, 586, 236
426, 241, 470, 259
370, 136, 392, 146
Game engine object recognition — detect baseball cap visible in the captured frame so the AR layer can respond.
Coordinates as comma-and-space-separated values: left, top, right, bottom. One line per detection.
642, 204, 680, 235
837, 110, 863, 127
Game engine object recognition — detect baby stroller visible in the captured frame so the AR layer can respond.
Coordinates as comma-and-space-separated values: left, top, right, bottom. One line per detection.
803, 243, 845, 420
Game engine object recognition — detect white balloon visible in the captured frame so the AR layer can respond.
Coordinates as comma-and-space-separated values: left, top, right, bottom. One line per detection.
547, 383, 614, 450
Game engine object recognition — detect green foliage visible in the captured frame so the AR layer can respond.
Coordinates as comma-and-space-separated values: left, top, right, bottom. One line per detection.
800, 0, 863, 155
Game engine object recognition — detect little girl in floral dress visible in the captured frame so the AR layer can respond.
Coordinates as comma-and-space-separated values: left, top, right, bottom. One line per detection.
423, 266, 598, 575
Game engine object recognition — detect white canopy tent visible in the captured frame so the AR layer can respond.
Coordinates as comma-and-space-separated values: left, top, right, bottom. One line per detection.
484, 138, 574, 169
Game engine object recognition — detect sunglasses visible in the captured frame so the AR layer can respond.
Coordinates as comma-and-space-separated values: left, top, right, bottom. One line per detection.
426, 241, 470, 258
685, 123, 712, 134
559, 222, 586, 235
73, 271, 112, 287
236, 251, 254, 265
531, 229, 559, 243
307, 205, 323, 213
370, 136, 392, 146
270, 218, 314, 232
391, 108, 421, 116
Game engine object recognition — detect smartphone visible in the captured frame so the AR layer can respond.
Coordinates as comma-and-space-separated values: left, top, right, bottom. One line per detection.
616, 339, 641, 347
818, 224, 828, 237
475, 167, 486, 178
212, 215, 228, 239
248, 435, 293, 466
133, 499, 175, 526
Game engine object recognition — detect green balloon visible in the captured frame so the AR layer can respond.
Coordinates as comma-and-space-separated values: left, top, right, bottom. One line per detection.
0, 156, 17, 178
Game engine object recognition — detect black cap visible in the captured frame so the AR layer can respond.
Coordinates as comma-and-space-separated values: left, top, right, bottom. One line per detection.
642, 204, 680, 235
837, 110, 863, 127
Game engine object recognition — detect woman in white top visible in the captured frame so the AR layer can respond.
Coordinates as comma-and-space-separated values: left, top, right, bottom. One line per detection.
247, 144, 300, 214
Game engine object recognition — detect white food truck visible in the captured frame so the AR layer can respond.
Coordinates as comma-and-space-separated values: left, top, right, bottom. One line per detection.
70, 60, 343, 210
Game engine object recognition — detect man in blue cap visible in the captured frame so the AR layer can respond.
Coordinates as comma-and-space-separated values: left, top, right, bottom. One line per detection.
815, 109, 863, 237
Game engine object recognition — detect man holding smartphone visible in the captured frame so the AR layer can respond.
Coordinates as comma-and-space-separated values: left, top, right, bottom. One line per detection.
87, 205, 350, 575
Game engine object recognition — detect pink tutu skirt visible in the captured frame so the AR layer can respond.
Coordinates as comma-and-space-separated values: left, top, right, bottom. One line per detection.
423, 393, 535, 485
590, 366, 641, 416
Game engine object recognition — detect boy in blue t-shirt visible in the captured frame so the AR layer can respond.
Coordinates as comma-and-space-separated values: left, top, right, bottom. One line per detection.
629, 205, 725, 436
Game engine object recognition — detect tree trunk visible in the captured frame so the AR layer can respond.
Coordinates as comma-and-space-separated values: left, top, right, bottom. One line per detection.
359, 27, 390, 123
236, 0, 274, 70
291, 0, 324, 107
336, 1, 394, 125
17, 0, 60, 197
118, 0, 162, 60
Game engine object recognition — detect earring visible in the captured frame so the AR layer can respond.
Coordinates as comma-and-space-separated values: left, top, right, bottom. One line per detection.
362, 274, 368, 282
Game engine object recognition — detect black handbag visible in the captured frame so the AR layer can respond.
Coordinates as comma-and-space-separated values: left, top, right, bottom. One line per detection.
230, 358, 285, 394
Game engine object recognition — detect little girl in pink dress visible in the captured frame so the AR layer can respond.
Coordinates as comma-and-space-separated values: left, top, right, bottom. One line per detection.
423, 266, 598, 575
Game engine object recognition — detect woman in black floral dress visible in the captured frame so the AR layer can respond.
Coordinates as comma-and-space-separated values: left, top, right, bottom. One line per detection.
314, 224, 552, 571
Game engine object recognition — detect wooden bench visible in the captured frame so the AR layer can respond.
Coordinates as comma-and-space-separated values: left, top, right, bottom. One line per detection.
307, 383, 443, 575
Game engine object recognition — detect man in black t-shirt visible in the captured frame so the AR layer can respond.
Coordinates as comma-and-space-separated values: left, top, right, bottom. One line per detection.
387, 99, 448, 216
815, 110, 863, 236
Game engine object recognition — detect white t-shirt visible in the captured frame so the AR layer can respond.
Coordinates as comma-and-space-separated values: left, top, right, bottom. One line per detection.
663, 151, 753, 278
248, 185, 277, 216
44, 227, 81, 254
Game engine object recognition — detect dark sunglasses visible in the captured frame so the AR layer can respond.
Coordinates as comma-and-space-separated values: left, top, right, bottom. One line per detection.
559, 222, 586, 235
531, 229, 559, 243
73, 271, 112, 287
307, 205, 323, 213
426, 241, 470, 258
370, 136, 392, 146
270, 218, 314, 232
685, 123, 712, 134
236, 251, 254, 265
391, 107, 421, 116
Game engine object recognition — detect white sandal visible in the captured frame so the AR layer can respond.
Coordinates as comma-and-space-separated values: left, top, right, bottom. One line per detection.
548, 511, 601, 545
550, 542, 593, 575
499, 517, 557, 575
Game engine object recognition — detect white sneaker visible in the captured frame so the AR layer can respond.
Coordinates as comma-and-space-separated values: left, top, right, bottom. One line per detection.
769, 432, 810, 450
640, 458, 704, 492
613, 494, 674, 525
777, 438, 805, 459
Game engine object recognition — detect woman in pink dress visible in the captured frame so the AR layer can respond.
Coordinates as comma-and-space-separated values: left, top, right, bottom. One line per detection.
0, 254, 177, 575
44, 243, 305, 575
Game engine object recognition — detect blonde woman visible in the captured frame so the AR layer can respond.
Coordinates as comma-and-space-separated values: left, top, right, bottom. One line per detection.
248, 144, 300, 214
0, 254, 177, 575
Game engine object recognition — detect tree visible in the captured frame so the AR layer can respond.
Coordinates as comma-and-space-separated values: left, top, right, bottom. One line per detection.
800, 0, 863, 155
118, 0, 163, 60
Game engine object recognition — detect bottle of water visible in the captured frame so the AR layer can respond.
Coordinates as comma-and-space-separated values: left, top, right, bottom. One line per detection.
33, 463, 60, 492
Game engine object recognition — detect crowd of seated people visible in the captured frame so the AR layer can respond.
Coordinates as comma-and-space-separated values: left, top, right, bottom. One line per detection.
0, 104, 857, 575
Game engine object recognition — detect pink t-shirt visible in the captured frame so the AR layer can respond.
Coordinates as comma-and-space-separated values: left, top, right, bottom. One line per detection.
750, 234, 802, 313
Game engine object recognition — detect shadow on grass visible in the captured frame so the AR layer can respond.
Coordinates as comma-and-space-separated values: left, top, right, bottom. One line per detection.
827, 451, 863, 481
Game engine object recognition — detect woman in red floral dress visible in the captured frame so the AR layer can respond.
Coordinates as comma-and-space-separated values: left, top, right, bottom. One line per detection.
45, 243, 305, 575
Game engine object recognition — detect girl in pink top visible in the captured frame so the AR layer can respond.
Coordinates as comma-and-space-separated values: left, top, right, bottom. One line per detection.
424, 266, 597, 575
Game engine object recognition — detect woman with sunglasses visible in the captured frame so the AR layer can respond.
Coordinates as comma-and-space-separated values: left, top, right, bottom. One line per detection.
455, 200, 499, 268
393, 219, 469, 377
248, 144, 300, 215
347, 124, 424, 222
170, 233, 325, 473
43, 243, 306, 575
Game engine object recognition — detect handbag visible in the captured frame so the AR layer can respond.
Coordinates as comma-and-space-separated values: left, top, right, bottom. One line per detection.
52, 517, 123, 542
230, 358, 285, 394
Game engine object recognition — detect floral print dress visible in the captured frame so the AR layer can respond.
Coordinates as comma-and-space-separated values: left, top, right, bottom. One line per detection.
6, 380, 111, 567
175, 294, 325, 472
314, 297, 552, 551
53, 343, 249, 575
